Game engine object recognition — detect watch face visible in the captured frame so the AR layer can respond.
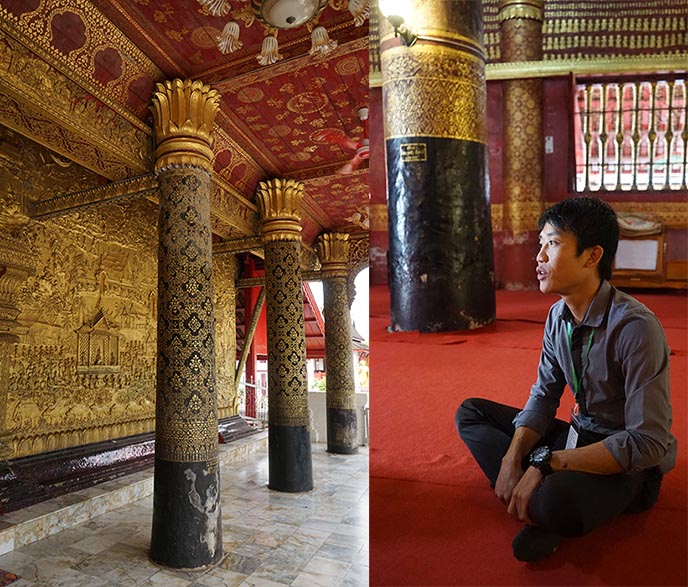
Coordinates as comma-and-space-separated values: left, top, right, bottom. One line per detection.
532, 446, 550, 466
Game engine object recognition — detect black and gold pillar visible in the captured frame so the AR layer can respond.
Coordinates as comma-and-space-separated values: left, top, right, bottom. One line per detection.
257, 178, 313, 493
381, 1, 495, 332
316, 233, 358, 455
499, 0, 546, 287
150, 79, 222, 569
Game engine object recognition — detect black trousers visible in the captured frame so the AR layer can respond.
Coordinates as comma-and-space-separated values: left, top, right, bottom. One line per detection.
455, 398, 663, 537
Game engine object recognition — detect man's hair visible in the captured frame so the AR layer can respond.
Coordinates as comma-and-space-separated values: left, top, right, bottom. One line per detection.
538, 197, 619, 281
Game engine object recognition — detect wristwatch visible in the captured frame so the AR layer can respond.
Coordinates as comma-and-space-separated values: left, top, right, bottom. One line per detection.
529, 446, 554, 476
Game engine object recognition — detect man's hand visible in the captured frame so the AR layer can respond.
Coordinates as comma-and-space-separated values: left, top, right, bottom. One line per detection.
495, 456, 524, 504
507, 466, 543, 524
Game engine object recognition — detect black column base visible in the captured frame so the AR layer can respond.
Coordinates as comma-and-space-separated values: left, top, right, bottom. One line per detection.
268, 425, 313, 492
150, 459, 222, 569
387, 136, 495, 332
327, 407, 359, 454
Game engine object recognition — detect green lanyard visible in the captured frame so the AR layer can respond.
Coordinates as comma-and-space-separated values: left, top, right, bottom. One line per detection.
566, 322, 595, 401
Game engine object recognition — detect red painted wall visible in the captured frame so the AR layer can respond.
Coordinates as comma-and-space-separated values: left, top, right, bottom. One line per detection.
369, 77, 687, 287
369, 85, 388, 286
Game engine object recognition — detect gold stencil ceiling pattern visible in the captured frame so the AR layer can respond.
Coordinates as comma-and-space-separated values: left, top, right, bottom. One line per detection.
0, 0, 370, 244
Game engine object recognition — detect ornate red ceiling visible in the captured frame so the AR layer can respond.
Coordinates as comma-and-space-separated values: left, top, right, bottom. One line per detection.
0, 0, 370, 245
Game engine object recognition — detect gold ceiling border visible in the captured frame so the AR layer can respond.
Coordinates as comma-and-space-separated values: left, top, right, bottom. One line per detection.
213, 113, 273, 185
0, 1, 160, 133
213, 235, 264, 256
300, 191, 332, 230
29, 174, 158, 219
0, 91, 134, 181
486, 54, 688, 80
29, 171, 260, 238
0, 29, 267, 210
0, 31, 152, 177
210, 175, 260, 236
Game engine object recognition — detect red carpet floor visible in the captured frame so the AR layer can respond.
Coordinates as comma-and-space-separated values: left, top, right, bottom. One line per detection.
370, 286, 687, 586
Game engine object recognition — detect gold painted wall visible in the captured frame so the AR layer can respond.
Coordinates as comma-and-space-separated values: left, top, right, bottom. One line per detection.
213, 254, 239, 420
0, 194, 239, 459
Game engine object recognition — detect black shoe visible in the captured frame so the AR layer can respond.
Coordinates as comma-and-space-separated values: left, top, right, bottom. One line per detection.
512, 525, 561, 562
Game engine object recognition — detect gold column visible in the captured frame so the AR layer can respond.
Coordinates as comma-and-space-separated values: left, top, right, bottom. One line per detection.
381, 0, 495, 332
316, 233, 358, 455
256, 178, 313, 492
149, 79, 223, 569
500, 0, 546, 235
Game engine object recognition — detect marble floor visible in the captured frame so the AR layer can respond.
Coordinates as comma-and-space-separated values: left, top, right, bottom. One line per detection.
0, 443, 369, 587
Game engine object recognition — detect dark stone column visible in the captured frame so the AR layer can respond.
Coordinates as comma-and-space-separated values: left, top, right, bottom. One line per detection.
256, 178, 313, 493
499, 0, 545, 289
381, 0, 495, 332
316, 233, 358, 454
149, 79, 222, 569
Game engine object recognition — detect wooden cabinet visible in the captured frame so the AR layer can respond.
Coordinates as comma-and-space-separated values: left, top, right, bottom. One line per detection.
612, 231, 687, 289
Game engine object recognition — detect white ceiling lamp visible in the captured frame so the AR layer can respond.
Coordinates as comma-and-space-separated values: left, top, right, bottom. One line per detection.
257, 34, 282, 64
309, 25, 337, 56
253, 0, 328, 29
348, 0, 369, 26
200, 0, 370, 65
218, 21, 242, 54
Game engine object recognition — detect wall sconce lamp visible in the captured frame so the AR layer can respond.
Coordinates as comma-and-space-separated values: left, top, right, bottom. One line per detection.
378, 0, 417, 46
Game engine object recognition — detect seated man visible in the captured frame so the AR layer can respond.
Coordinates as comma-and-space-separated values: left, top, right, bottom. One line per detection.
455, 196, 677, 562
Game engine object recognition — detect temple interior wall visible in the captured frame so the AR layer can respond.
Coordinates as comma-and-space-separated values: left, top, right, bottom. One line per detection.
0, 192, 238, 459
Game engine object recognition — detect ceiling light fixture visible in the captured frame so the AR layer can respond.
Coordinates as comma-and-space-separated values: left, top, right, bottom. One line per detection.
253, 0, 328, 29
199, 0, 370, 65
377, 0, 417, 47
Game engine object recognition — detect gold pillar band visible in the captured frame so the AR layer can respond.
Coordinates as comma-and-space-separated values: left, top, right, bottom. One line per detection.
316, 233, 350, 278
264, 239, 309, 427
256, 178, 304, 242
381, 44, 486, 143
322, 276, 356, 412
150, 79, 221, 172
498, 0, 545, 23
155, 168, 219, 462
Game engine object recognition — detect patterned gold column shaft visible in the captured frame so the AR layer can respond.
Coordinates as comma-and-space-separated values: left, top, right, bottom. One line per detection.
150, 79, 223, 569
500, 0, 545, 235
382, 0, 495, 332
256, 178, 313, 493
316, 233, 358, 455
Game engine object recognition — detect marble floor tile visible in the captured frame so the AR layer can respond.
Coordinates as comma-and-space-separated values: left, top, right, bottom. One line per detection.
0, 445, 368, 587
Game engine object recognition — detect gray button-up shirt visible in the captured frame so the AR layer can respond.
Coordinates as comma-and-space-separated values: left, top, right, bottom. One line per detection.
513, 280, 677, 474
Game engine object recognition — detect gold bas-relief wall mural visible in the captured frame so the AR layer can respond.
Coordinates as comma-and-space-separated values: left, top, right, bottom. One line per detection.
0, 183, 239, 460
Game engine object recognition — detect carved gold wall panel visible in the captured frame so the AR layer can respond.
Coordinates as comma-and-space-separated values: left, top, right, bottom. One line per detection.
0, 182, 246, 459
0, 195, 160, 459
213, 254, 239, 418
